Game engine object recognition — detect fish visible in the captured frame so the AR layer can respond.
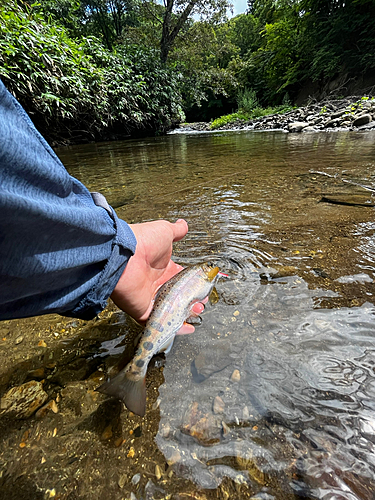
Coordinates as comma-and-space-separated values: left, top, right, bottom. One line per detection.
97, 263, 220, 416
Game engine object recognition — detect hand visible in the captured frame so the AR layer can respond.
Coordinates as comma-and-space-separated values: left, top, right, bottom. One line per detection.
110, 219, 205, 334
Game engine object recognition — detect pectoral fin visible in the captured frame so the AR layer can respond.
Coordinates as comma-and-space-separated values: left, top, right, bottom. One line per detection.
209, 287, 219, 305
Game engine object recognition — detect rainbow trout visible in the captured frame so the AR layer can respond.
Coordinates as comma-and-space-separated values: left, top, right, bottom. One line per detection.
98, 263, 220, 416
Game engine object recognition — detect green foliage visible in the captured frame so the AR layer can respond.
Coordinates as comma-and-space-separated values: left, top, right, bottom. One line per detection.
235, 0, 375, 104
169, 20, 240, 115
237, 87, 258, 112
210, 100, 294, 129
210, 112, 249, 129
1, 0, 375, 139
0, 0, 183, 142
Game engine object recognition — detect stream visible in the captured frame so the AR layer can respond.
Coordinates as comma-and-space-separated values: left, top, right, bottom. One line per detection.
1, 130, 375, 500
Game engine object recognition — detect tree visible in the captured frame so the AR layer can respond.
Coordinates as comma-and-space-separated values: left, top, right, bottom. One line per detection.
82, 0, 139, 49
141, 0, 232, 63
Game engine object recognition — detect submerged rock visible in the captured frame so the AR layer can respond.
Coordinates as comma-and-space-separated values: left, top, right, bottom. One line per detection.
181, 402, 223, 446
230, 369, 241, 383
0, 380, 48, 418
213, 396, 225, 414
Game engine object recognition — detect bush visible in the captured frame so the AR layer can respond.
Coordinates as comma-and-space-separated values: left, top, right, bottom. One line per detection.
210, 101, 294, 129
237, 87, 258, 113
0, 1, 183, 142
210, 112, 249, 129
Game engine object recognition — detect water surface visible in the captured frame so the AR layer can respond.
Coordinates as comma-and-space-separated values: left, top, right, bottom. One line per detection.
2, 130, 375, 500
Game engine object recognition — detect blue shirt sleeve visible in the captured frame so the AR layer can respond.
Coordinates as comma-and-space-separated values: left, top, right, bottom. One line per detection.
0, 80, 137, 320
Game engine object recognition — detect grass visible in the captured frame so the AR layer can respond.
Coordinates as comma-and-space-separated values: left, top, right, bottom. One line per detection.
210, 104, 294, 130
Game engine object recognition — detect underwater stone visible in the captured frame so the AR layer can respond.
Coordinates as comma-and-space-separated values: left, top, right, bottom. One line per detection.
0, 380, 48, 419
213, 396, 225, 414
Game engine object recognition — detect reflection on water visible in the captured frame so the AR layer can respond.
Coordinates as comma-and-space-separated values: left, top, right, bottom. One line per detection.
2, 130, 375, 499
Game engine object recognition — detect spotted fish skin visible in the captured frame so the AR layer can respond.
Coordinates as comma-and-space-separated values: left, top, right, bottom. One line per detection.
97, 263, 219, 416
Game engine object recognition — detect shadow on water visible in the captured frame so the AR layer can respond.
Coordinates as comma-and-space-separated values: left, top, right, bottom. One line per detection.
2, 130, 375, 499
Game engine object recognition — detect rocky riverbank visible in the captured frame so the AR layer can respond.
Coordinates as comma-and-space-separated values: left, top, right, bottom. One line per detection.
174, 96, 375, 134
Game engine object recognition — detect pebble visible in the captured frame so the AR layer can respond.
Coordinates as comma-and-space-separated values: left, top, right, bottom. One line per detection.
35, 399, 59, 419
131, 473, 141, 485
222, 421, 230, 436
213, 396, 225, 414
15, 335, 24, 345
27, 368, 45, 380
38, 340, 47, 347
101, 424, 113, 441
159, 422, 171, 438
242, 406, 250, 420
114, 437, 124, 447
353, 113, 372, 126
166, 449, 181, 465
118, 474, 127, 488
152, 399, 160, 410
155, 464, 162, 480
230, 369, 241, 382
0, 380, 48, 418
127, 446, 135, 458
288, 121, 308, 132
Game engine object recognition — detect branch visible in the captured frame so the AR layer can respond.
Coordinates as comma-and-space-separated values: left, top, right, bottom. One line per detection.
168, 0, 199, 43
141, 0, 163, 25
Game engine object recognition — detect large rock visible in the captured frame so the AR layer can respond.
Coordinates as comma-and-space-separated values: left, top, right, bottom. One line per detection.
358, 121, 375, 130
331, 110, 346, 119
353, 114, 372, 127
288, 122, 309, 133
324, 118, 341, 128
0, 380, 48, 418
181, 402, 223, 446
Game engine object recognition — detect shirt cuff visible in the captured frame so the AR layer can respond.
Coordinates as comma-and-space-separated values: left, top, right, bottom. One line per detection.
66, 211, 137, 320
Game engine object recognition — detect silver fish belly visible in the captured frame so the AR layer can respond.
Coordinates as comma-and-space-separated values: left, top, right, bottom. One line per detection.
97, 263, 219, 416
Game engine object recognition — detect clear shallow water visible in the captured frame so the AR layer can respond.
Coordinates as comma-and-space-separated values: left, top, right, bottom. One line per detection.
2, 130, 375, 500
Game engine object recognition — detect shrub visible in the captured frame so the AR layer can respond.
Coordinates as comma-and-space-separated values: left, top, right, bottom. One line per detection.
0, 1, 183, 142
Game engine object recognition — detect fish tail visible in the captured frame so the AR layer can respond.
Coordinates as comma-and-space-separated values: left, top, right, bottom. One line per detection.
97, 368, 147, 417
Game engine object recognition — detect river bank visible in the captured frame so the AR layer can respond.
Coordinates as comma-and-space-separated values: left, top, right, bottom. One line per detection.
173, 96, 375, 134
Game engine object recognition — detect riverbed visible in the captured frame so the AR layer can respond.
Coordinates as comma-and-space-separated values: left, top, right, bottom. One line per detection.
1, 130, 375, 500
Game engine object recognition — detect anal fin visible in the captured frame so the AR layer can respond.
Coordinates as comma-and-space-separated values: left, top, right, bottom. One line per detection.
160, 337, 175, 355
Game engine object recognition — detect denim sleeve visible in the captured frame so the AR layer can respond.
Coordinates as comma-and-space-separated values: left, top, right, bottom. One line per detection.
0, 80, 137, 320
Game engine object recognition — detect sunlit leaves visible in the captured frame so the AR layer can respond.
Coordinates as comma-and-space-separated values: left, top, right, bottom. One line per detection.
0, 0, 183, 141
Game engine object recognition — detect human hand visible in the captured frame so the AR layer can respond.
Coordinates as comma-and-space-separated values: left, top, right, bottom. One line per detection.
110, 219, 205, 334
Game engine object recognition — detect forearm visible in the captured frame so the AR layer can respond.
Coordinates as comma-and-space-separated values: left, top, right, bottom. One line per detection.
0, 80, 136, 320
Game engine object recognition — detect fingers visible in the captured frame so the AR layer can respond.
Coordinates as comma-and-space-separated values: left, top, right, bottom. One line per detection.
191, 302, 205, 314
176, 322, 195, 335
171, 219, 188, 242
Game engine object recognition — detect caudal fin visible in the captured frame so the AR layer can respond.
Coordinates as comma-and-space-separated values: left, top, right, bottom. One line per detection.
97, 370, 147, 417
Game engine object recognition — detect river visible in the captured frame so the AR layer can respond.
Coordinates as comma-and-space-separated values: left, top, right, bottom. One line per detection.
1, 130, 375, 500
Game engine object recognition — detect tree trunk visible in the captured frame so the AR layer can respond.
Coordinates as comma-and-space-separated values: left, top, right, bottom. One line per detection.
160, 0, 199, 64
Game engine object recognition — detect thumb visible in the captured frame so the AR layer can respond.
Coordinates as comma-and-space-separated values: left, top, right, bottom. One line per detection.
172, 219, 188, 242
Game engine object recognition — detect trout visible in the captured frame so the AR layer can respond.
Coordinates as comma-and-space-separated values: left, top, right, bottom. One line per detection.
97, 263, 220, 416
